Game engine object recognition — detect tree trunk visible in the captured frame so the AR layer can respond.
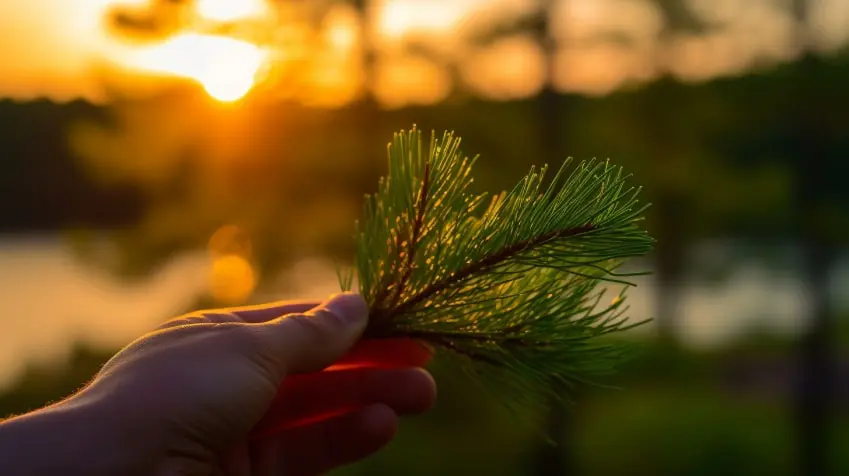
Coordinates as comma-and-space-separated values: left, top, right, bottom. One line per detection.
794, 238, 835, 476
791, 54, 835, 476
532, 1, 575, 474
353, 0, 381, 184
652, 192, 686, 345
790, 1, 837, 473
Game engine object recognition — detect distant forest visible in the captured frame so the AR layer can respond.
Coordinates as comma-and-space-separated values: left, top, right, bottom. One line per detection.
2, 52, 849, 242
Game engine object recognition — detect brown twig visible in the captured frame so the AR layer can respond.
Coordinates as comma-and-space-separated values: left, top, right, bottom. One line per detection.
389, 161, 430, 308
383, 223, 596, 321
428, 335, 506, 367
370, 161, 431, 322
370, 230, 405, 309
402, 329, 550, 347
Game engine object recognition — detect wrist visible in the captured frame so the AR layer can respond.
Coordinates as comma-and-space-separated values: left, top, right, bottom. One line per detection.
0, 391, 157, 476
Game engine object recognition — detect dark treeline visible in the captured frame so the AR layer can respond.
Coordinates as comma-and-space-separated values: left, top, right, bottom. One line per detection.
0, 99, 144, 232
2, 52, 848, 245
2, 52, 849, 476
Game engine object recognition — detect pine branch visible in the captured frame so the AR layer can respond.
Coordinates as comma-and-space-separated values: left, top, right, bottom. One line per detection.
341, 126, 655, 415
387, 223, 596, 320
387, 161, 430, 311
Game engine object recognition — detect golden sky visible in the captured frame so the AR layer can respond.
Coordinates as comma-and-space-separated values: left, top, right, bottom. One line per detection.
1, 0, 848, 105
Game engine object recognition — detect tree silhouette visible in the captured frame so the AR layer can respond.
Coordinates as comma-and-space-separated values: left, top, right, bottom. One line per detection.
69, 0, 377, 297
532, 3, 574, 474
639, 0, 710, 344
788, 1, 839, 474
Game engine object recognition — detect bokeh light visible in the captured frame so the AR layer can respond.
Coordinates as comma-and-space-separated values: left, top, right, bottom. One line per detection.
126, 33, 268, 102
208, 254, 257, 305
196, 0, 267, 23
207, 225, 256, 305
2, 1, 849, 475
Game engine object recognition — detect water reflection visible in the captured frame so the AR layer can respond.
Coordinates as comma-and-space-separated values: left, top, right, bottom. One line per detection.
0, 235, 837, 391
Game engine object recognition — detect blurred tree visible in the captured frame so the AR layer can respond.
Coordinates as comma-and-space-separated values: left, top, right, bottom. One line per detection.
450, 0, 586, 471
788, 1, 841, 474
444, 0, 578, 471
714, 4, 849, 474
0, 99, 144, 232
68, 0, 380, 304
528, 2, 573, 473
636, 0, 710, 344
342, 0, 381, 209
700, 2, 849, 473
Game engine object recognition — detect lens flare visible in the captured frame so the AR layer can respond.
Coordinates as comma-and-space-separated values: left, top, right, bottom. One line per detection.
209, 254, 257, 305
196, 0, 267, 22
128, 33, 267, 102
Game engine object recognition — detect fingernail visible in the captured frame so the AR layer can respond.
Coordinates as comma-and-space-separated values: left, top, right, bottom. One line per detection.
322, 292, 369, 329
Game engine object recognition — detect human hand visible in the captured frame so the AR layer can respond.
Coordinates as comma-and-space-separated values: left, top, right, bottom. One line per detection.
0, 293, 436, 476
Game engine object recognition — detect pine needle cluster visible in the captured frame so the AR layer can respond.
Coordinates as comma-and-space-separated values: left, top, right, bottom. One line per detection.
338, 126, 654, 414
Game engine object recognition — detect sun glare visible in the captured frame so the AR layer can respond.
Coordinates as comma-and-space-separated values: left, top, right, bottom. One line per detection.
196, 0, 267, 22
128, 33, 267, 102
379, 0, 465, 39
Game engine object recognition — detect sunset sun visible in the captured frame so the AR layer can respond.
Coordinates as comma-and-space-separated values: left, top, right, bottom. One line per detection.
107, 0, 270, 102
128, 33, 267, 102
196, 0, 267, 23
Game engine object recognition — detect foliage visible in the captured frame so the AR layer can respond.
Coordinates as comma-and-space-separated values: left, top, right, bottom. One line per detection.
341, 126, 654, 414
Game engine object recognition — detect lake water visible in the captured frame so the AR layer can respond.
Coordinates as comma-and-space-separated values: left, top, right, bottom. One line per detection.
0, 235, 841, 392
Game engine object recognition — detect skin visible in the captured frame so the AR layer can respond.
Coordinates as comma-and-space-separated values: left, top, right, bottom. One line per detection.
0, 293, 437, 476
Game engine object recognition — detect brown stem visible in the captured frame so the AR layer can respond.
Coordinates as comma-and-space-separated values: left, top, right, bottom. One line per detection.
371, 162, 431, 312
389, 161, 430, 308
384, 223, 596, 320
399, 329, 553, 348
429, 335, 506, 367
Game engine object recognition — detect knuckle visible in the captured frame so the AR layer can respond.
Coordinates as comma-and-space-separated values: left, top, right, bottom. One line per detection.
158, 316, 197, 330
309, 307, 348, 331
285, 311, 336, 338
201, 312, 239, 324
229, 323, 264, 348
203, 322, 261, 356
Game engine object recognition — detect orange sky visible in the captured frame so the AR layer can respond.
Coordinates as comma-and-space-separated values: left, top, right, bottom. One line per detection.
0, 0, 109, 101
1, 0, 848, 105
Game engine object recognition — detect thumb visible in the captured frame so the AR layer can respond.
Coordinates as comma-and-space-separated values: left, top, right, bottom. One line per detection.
253, 292, 369, 376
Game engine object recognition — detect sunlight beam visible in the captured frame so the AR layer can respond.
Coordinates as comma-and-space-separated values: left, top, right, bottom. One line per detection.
127, 33, 267, 102
196, 0, 267, 22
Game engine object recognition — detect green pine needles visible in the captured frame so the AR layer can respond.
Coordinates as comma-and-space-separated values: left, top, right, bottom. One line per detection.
338, 125, 654, 415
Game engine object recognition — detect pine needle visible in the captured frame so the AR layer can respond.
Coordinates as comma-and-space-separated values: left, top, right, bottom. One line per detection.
339, 125, 655, 416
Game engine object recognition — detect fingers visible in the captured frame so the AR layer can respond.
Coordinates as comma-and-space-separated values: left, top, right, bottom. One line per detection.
329, 338, 434, 370
217, 442, 251, 476
228, 301, 321, 323
158, 301, 320, 330
251, 293, 369, 376
252, 404, 398, 476
284, 367, 437, 417
252, 367, 436, 438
